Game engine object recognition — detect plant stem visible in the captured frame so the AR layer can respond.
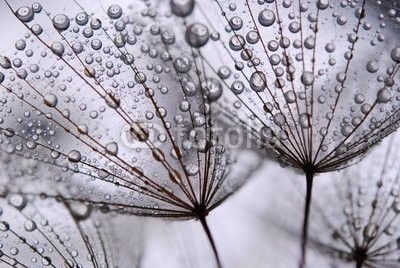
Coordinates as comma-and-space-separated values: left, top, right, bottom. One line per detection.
200, 216, 222, 268
356, 259, 364, 268
299, 170, 314, 268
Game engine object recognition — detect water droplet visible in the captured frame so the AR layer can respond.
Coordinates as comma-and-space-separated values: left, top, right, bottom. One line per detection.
273, 113, 286, 126
246, 30, 259, 44
299, 113, 310, 128
15, 6, 34, 22
135, 72, 147, 84
89, 19, 101, 31
183, 81, 198, 96
31, 24, 43, 35
161, 31, 175, 44
205, 78, 223, 102
105, 142, 118, 156
363, 223, 378, 241
71, 42, 84, 54
0, 221, 9, 232
41, 256, 52, 266
229, 16, 243, 30
43, 94, 58, 107
391, 47, 400, 62
186, 23, 209, 48
250, 71, 267, 92
32, 2, 42, 13
336, 72, 346, 83
51, 42, 65, 57
316, 0, 329, 10
354, 93, 365, 104
341, 124, 353, 137
392, 202, 400, 214
301, 71, 314, 86
0, 56, 11, 69
91, 39, 102, 50
284, 90, 296, 103
68, 150, 81, 163
75, 12, 88, 25
8, 194, 27, 210
174, 56, 191, 73
107, 4, 123, 19
288, 21, 301, 33
24, 220, 37, 232
69, 202, 92, 220
185, 163, 199, 176
260, 126, 274, 141
366, 61, 379, 73
26, 140, 37, 150
15, 39, 26, 51
258, 9, 275, 27
377, 88, 391, 103
229, 35, 245, 51
170, 0, 195, 17
336, 15, 347, 25
217, 66, 231, 79
231, 81, 244, 94
325, 42, 335, 53
304, 37, 315, 49
98, 168, 110, 178
53, 14, 70, 31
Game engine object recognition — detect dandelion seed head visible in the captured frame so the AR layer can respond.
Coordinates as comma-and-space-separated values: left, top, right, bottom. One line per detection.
305, 135, 400, 266
0, 0, 261, 221
176, 0, 400, 173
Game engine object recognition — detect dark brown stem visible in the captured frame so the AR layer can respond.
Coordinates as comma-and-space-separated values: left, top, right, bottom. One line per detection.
353, 247, 367, 268
356, 259, 364, 268
200, 216, 222, 268
299, 170, 314, 268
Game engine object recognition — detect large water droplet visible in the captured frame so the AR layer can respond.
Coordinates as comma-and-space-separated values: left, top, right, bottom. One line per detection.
391, 47, 400, 62
170, 0, 195, 17
69, 202, 92, 220
377, 88, 391, 103
8, 194, 27, 210
231, 81, 244, 94
186, 23, 209, 48
260, 126, 274, 141
284, 90, 296, 103
258, 9, 275, 27
273, 113, 286, 126
107, 4, 123, 19
316, 0, 329, 10
185, 163, 199, 176
366, 61, 379, 73
205, 78, 223, 102
250, 71, 267, 92
299, 113, 310, 128
75, 12, 88, 25
174, 56, 191, 73
105, 142, 118, 156
53, 14, 70, 31
68, 150, 81, 163
43, 94, 58, 107
16, 6, 34, 22
51, 42, 65, 57
301, 71, 314, 86
24, 220, 37, 232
